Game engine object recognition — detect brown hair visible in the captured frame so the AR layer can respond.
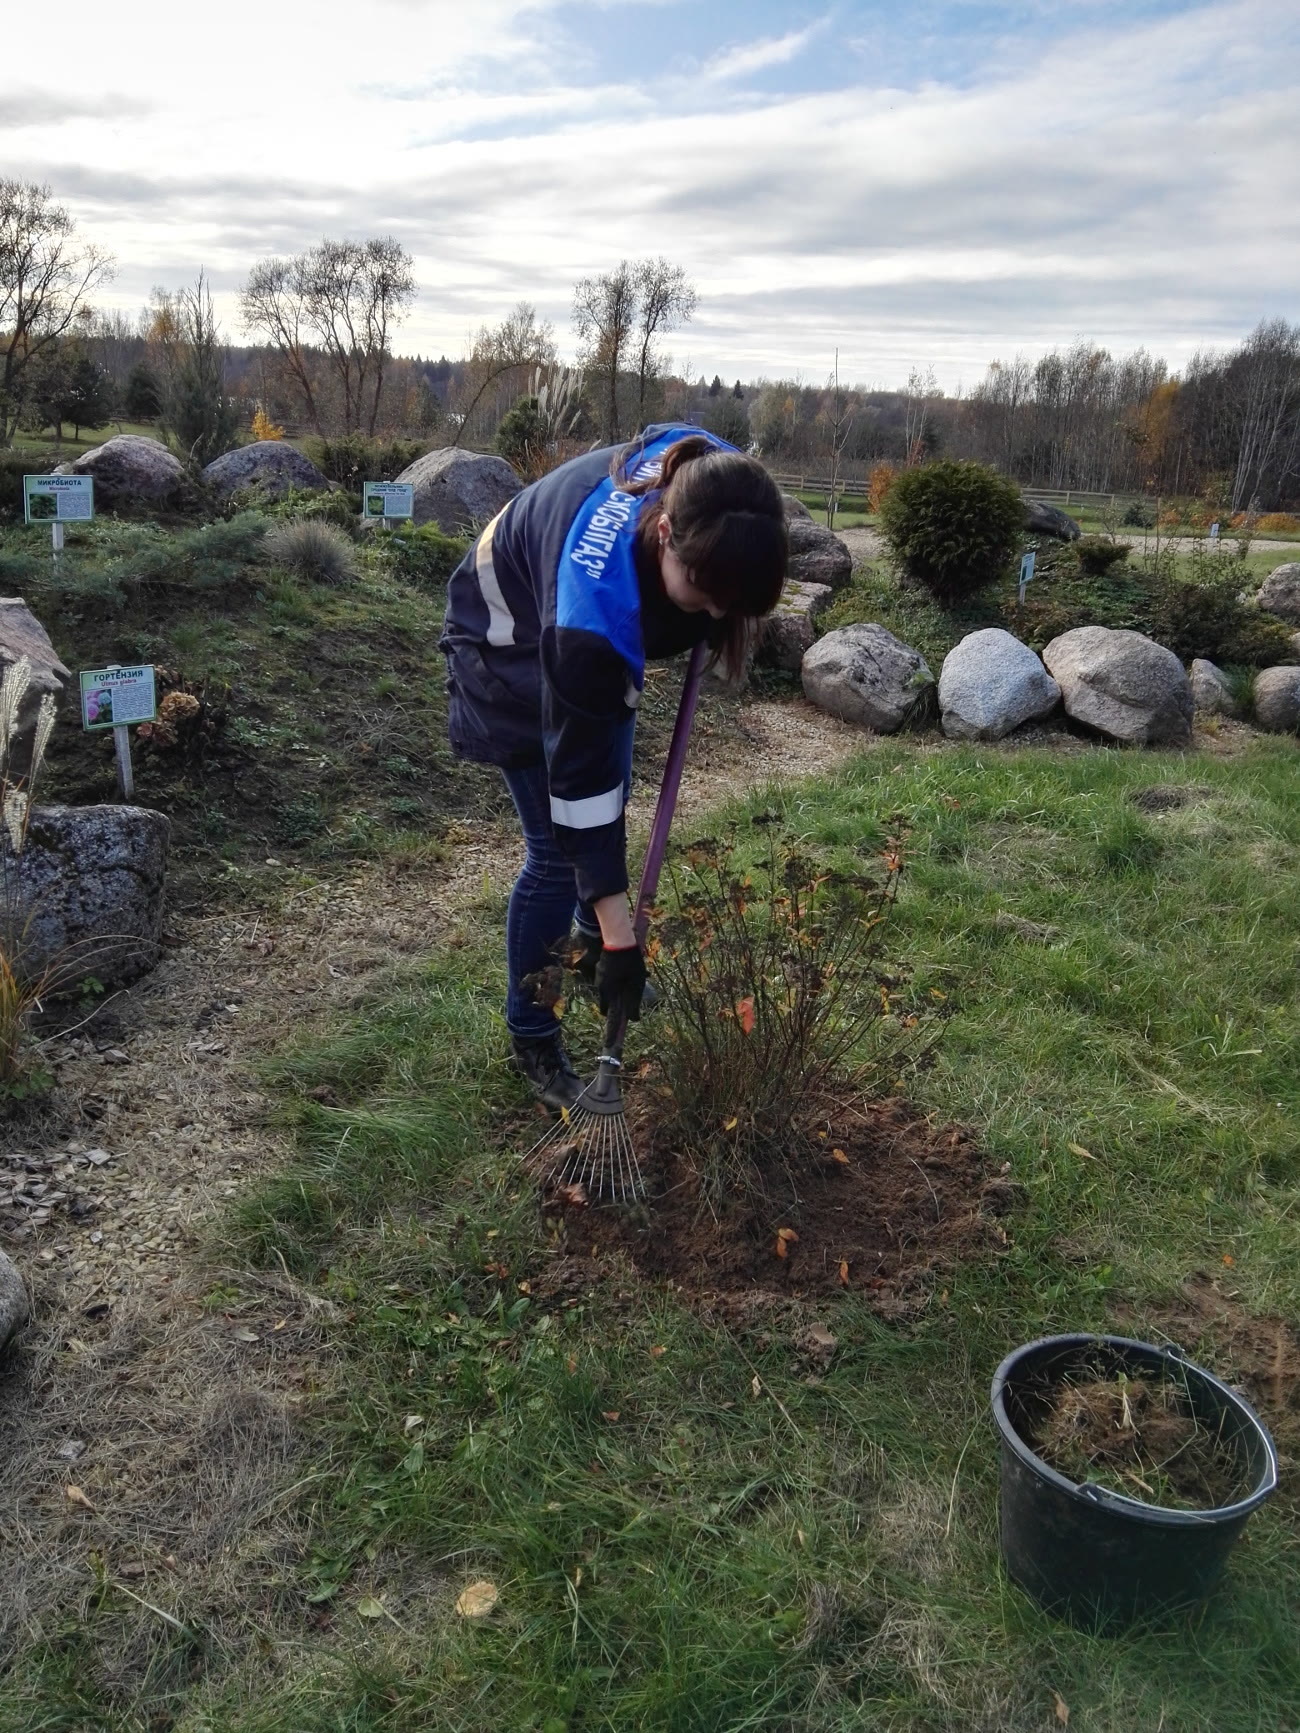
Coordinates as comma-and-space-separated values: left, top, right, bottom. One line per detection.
617, 433, 788, 670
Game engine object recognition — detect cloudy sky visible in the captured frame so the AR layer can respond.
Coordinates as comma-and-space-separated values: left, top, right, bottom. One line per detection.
3, 0, 1298, 388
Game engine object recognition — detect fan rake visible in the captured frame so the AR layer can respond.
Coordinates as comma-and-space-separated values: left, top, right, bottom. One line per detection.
522, 639, 708, 1202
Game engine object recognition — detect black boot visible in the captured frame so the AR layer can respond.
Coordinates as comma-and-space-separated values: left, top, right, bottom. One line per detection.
510, 1031, 587, 1111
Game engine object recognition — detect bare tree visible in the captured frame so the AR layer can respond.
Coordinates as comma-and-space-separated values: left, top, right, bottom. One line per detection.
633, 258, 696, 428
820, 350, 856, 529
451, 302, 556, 447
1227, 320, 1300, 511
240, 237, 415, 435
240, 256, 325, 432
903, 365, 937, 466
573, 261, 638, 442
0, 180, 114, 446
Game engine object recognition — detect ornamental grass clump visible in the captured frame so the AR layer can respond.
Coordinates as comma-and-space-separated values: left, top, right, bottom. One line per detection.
265, 519, 358, 586
879, 458, 1025, 603
647, 821, 935, 1206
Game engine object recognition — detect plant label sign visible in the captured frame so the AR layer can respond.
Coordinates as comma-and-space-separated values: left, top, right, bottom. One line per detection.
1018, 549, 1037, 603
23, 473, 94, 523
80, 665, 157, 732
363, 481, 414, 520
1209, 521, 1220, 541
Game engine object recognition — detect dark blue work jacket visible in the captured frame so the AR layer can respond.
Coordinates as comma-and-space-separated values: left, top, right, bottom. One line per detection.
440, 425, 734, 904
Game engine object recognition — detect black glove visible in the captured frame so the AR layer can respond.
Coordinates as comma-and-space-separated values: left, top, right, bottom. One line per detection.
570, 926, 603, 983
595, 943, 647, 1024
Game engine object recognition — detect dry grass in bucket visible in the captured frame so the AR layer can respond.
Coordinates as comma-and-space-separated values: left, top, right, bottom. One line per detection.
1029, 1364, 1250, 1510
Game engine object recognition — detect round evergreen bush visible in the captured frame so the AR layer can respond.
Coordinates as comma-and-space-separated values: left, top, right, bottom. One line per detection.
878, 460, 1025, 602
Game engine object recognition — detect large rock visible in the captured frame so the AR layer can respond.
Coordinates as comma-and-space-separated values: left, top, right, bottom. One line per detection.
786, 519, 852, 591
0, 1250, 29, 1353
782, 493, 812, 520
1252, 666, 1300, 733
202, 441, 330, 501
757, 580, 833, 672
938, 628, 1060, 741
3, 805, 170, 993
1256, 563, 1300, 625
394, 448, 521, 533
55, 434, 189, 512
1043, 626, 1192, 745
1189, 658, 1240, 717
1024, 498, 1082, 541
801, 623, 934, 733
0, 598, 69, 777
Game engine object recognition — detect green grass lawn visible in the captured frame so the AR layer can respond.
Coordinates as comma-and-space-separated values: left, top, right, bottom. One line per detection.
6, 420, 160, 461
20, 739, 1297, 1732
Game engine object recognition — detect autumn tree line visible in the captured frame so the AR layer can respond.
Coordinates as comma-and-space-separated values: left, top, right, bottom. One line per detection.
4, 180, 1298, 510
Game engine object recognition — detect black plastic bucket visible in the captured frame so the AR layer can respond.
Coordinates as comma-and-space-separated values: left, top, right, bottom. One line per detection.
991, 1333, 1278, 1630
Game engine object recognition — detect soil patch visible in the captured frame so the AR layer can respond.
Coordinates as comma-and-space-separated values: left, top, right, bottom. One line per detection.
537, 1098, 1013, 1320
1128, 784, 1206, 813
1029, 1366, 1248, 1509
1117, 1273, 1300, 1458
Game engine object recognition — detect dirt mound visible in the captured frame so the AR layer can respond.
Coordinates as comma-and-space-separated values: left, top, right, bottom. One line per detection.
537, 1098, 1013, 1319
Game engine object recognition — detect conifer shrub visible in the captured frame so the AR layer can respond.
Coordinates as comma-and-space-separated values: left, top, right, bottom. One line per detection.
303, 435, 428, 495
370, 522, 469, 588
878, 459, 1025, 602
1074, 535, 1133, 577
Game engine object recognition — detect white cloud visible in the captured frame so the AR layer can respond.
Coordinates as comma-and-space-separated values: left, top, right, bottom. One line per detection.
3, 0, 1297, 384
700, 22, 824, 83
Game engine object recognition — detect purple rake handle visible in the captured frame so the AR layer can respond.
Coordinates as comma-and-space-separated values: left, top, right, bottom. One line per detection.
633, 638, 709, 943
598, 639, 708, 1060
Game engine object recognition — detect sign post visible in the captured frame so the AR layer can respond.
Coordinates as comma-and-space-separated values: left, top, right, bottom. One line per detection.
79, 664, 157, 802
1018, 549, 1037, 605
1209, 521, 1220, 545
24, 473, 94, 558
363, 480, 415, 529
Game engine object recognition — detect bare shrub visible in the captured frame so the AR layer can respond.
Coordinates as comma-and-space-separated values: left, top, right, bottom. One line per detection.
265, 519, 358, 585
647, 822, 935, 1205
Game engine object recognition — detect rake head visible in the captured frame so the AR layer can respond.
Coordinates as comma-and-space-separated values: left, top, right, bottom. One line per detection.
526, 1052, 644, 1203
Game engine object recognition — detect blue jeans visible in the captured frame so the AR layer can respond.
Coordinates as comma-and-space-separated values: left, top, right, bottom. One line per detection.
501, 728, 634, 1041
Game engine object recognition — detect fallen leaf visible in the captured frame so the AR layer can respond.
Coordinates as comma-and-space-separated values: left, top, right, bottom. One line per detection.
777, 1227, 799, 1243
736, 996, 756, 1035
403, 1414, 424, 1432
649, 1345, 666, 1359
831, 1148, 850, 1166
455, 1579, 499, 1619
1067, 1143, 1094, 1161
517, 1281, 532, 1295
601, 1410, 620, 1422
571, 1566, 583, 1588
1222, 1254, 1235, 1266
556, 1180, 588, 1208
566, 1355, 578, 1375
838, 1260, 850, 1286
233, 1327, 259, 1343
1053, 1693, 1070, 1726
774, 1236, 789, 1260
356, 1597, 386, 1619
795, 1527, 807, 1547
751, 1374, 762, 1398
64, 1485, 95, 1511
723, 1116, 739, 1132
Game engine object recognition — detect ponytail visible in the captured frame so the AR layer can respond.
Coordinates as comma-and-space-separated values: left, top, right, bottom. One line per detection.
616, 433, 788, 669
